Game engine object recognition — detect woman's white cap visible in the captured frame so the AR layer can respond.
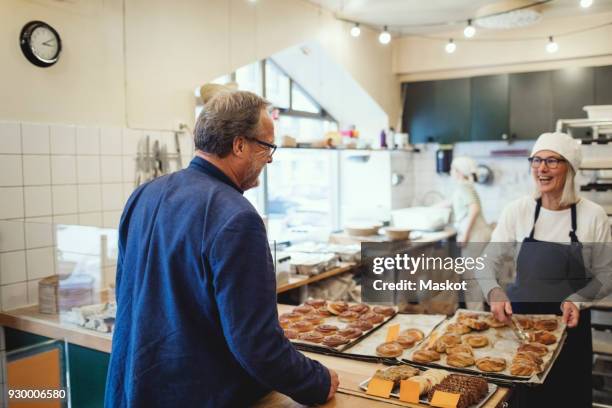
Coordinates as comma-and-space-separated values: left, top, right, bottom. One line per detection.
451, 156, 477, 176
531, 132, 582, 171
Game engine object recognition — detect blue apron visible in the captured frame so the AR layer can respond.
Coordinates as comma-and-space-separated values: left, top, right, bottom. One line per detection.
508, 199, 592, 407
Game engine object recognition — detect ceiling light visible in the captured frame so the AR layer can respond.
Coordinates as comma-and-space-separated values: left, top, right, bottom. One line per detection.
379, 26, 391, 44
546, 36, 558, 53
464, 20, 476, 38
580, 0, 593, 8
350, 23, 361, 37
445, 39, 457, 53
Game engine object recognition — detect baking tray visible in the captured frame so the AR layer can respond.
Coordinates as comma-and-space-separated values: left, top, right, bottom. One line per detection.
342, 313, 447, 359
358, 370, 498, 407
286, 303, 398, 353
403, 309, 567, 384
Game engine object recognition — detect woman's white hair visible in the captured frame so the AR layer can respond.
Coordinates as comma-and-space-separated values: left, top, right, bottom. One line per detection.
533, 164, 579, 206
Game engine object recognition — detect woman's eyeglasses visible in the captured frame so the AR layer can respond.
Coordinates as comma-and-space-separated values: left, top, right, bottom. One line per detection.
528, 156, 566, 169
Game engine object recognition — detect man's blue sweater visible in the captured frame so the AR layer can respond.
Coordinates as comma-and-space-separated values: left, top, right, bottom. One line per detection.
105, 156, 330, 407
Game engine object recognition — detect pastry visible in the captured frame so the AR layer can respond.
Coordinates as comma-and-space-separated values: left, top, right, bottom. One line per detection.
457, 312, 481, 322
315, 324, 338, 334
447, 344, 473, 356
420, 369, 450, 387
284, 329, 298, 339
373, 365, 419, 384
446, 352, 475, 368
299, 331, 324, 343
517, 342, 548, 357
348, 320, 373, 331
515, 316, 534, 330
348, 303, 370, 314
293, 305, 314, 314
337, 327, 363, 339
327, 301, 348, 315
401, 328, 425, 341
464, 334, 489, 348
412, 349, 441, 363
427, 374, 488, 408
514, 351, 543, 366
434, 334, 461, 353
396, 335, 417, 349
322, 335, 349, 347
464, 318, 489, 331
279, 312, 302, 321
376, 342, 404, 358
373, 305, 395, 316
485, 316, 507, 328
338, 311, 360, 322
302, 314, 324, 325
359, 312, 385, 324
475, 357, 506, 372
289, 321, 313, 333
510, 361, 537, 377
316, 307, 333, 317
305, 298, 326, 308
529, 330, 557, 345
534, 318, 558, 332
445, 323, 471, 335
279, 318, 291, 329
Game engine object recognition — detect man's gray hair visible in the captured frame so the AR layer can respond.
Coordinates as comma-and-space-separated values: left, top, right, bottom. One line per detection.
194, 91, 270, 157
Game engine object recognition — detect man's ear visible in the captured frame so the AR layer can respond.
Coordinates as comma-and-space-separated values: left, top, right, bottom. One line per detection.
232, 136, 246, 157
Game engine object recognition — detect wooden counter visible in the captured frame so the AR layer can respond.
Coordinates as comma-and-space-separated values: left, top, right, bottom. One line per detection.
0, 300, 509, 407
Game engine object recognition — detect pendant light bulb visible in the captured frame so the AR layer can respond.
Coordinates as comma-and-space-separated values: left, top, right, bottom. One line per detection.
379, 26, 391, 44
463, 20, 476, 38
445, 38, 456, 53
546, 36, 559, 53
350, 23, 361, 37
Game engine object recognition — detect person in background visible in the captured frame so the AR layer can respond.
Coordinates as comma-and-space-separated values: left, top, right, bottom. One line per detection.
105, 91, 338, 407
480, 132, 612, 407
450, 156, 492, 310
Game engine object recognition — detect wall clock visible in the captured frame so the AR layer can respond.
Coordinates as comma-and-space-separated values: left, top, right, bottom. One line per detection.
20, 21, 62, 68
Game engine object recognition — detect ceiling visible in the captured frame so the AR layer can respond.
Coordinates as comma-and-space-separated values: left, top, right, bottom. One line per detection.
311, 0, 612, 35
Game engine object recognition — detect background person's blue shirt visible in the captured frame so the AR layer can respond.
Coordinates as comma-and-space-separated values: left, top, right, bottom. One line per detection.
105, 156, 330, 407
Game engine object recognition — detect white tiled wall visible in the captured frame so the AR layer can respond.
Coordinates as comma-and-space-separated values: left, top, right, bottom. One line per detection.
0, 120, 195, 310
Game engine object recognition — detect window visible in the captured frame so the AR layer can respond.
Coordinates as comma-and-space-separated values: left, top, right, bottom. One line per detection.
266, 149, 336, 242
236, 62, 262, 95
276, 116, 337, 142
265, 61, 290, 109
291, 84, 320, 114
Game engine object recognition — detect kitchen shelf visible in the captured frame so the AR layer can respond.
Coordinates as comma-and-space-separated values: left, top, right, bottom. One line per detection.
276, 262, 358, 294
580, 183, 612, 192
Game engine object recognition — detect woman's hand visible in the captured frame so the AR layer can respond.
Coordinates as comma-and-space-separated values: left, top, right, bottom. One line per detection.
488, 287, 513, 323
561, 301, 580, 328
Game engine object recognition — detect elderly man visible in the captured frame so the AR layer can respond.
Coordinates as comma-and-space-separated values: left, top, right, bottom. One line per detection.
105, 91, 338, 407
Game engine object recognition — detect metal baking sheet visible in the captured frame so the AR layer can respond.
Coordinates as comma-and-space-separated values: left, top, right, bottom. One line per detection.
358, 372, 498, 407
403, 309, 567, 384
342, 314, 447, 359
287, 303, 398, 352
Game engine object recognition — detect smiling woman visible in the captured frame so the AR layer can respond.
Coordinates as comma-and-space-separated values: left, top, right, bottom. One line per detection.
479, 132, 612, 407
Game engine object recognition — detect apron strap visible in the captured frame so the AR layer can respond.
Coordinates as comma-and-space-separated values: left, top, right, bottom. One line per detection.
529, 198, 542, 239
569, 202, 579, 242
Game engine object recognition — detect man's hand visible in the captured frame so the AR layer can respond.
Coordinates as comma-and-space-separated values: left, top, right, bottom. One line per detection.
326, 368, 339, 401
562, 301, 580, 328
489, 287, 513, 323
